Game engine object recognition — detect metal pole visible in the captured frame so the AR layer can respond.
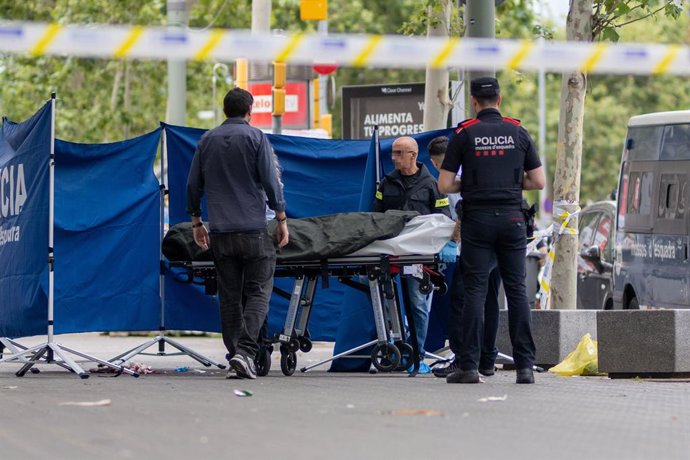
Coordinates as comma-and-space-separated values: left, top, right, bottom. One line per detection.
159, 130, 168, 342
166, 0, 187, 125
538, 39, 549, 224
211, 72, 217, 127
374, 125, 381, 185
538, 1, 549, 225
212, 63, 229, 127
464, 0, 496, 117
318, 20, 328, 118
48, 92, 56, 346
272, 114, 282, 135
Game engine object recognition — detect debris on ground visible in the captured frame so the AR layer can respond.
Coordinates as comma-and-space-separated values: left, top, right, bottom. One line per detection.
88, 362, 154, 375
126, 362, 154, 375
384, 409, 445, 417
59, 399, 112, 407
478, 395, 508, 402
233, 389, 253, 397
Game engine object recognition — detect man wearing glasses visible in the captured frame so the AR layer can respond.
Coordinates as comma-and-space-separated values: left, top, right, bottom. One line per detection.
374, 136, 452, 373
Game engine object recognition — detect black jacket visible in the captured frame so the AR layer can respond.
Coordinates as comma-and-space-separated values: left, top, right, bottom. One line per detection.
374, 162, 451, 218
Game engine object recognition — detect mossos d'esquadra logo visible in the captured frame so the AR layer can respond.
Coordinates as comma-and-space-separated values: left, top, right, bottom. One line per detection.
0, 163, 27, 246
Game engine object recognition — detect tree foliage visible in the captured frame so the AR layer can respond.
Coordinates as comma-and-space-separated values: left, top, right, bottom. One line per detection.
592, 0, 683, 41
0, 0, 688, 204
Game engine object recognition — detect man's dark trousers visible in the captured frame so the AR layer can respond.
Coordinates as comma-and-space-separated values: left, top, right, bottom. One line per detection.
211, 229, 276, 360
449, 263, 501, 370
459, 208, 535, 371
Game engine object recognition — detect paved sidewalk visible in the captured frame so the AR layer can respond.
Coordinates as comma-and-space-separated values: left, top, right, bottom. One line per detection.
1, 333, 689, 460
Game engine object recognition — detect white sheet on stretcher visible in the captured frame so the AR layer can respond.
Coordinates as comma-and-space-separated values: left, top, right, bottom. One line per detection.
350, 214, 455, 256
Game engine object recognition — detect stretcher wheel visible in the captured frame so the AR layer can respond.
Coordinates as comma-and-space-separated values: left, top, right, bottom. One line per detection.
288, 337, 301, 353
419, 274, 434, 295
280, 349, 297, 376
436, 282, 448, 296
371, 343, 400, 372
395, 343, 415, 371
255, 348, 272, 377
298, 337, 312, 353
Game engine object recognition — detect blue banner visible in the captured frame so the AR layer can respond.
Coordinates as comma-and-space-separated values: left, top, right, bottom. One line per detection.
0, 102, 52, 338
162, 123, 453, 342
163, 124, 372, 337
53, 130, 162, 333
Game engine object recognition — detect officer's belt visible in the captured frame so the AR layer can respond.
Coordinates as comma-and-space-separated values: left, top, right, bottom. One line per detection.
462, 201, 522, 211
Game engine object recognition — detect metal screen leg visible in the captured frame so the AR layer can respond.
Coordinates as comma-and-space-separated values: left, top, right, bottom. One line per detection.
14, 346, 48, 377
107, 335, 226, 369
109, 337, 162, 365
300, 339, 378, 373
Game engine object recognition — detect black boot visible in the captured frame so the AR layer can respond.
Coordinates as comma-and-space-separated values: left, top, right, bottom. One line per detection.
516, 368, 535, 384
447, 369, 480, 384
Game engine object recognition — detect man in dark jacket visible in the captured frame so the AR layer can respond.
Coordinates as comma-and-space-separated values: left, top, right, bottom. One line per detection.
186, 87, 289, 380
374, 136, 452, 373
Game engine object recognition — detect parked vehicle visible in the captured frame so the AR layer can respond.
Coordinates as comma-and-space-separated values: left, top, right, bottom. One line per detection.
577, 201, 616, 310
613, 111, 690, 309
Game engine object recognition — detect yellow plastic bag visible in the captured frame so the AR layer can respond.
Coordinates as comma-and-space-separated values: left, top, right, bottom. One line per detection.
549, 333, 602, 376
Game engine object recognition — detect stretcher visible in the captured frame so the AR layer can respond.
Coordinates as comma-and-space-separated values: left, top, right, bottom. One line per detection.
169, 253, 446, 376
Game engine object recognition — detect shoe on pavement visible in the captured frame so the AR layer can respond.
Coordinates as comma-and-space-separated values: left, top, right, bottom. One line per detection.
446, 369, 481, 384
225, 369, 239, 379
432, 361, 458, 378
479, 366, 496, 377
229, 354, 257, 380
516, 368, 535, 384
407, 362, 431, 374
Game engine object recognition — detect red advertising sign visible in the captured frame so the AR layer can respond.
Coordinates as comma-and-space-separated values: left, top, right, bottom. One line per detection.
248, 81, 309, 129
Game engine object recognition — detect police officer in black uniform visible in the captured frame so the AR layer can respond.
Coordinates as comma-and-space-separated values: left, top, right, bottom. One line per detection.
375, 136, 452, 373
438, 77, 545, 384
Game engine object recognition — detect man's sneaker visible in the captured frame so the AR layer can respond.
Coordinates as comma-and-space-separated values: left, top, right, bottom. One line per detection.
446, 369, 481, 384
225, 368, 238, 379
229, 354, 257, 380
406, 362, 431, 374
432, 361, 458, 378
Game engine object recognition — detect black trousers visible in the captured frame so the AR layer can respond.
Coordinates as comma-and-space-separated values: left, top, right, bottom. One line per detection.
459, 208, 535, 370
211, 229, 276, 360
448, 262, 501, 370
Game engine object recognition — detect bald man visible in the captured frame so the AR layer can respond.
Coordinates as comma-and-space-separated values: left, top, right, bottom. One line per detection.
374, 136, 452, 373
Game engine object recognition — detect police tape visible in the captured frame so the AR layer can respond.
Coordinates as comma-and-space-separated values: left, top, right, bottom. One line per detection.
534, 201, 581, 310
1, 21, 690, 75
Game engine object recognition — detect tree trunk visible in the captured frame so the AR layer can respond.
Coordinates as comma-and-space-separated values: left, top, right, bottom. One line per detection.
422, 0, 452, 131
110, 62, 123, 112
550, 0, 593, 310
123, 61, 132, 139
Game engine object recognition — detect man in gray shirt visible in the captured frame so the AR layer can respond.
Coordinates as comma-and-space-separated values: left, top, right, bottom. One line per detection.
187, 87, 289, 379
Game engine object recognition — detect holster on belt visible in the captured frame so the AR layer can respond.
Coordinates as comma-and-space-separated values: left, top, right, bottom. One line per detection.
521, 200, 537, 238
455, 200, 463, 221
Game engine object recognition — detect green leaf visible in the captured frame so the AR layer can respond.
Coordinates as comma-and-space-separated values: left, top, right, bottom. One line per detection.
601, 26, 620, 42
615, 3, 631, 15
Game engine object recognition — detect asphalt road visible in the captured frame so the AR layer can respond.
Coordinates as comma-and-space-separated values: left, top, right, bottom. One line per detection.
1, 333, 689, 460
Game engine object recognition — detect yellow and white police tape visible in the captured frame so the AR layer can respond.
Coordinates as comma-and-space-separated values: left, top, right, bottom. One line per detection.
535, 200, 580, 310
3, 21, 690, 75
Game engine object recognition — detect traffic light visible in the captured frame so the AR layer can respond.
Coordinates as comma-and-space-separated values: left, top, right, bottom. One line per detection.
300, 0, 327, 21
235, 58, 247, 89
272, 62, 286, 117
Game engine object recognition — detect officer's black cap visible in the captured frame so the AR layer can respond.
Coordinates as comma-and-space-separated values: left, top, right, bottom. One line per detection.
470, 77, 500, 97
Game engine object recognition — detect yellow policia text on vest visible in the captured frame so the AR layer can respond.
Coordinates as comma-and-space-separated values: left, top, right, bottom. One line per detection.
435, 197, 449, 207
